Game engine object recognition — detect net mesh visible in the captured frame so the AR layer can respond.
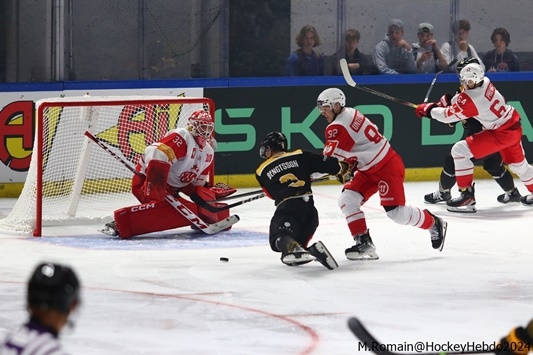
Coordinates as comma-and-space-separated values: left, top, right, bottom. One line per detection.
0, 95, 213, 235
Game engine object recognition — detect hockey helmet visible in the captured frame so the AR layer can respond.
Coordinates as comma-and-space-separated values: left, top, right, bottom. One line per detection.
456, 57, 480, 74
259, 131, 288, 158
27, 262, 81, 314
187, 110, 214, 139
459, 63, 485, 88
316, 88, 346, 112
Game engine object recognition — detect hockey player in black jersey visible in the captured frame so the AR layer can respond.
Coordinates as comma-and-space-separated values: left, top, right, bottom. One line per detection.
255, 131, 352, 270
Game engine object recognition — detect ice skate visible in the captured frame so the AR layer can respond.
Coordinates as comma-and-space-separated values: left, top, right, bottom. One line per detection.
308, 241, 338, 270
345, 231, 379, 260
497, 187, 521, 204
99, 221, 118, 236
520, 194, 533, 206
426, 210, 447, 251
424, 189, 451, 204
446, 184, 476, 213
281, 242, 315, 266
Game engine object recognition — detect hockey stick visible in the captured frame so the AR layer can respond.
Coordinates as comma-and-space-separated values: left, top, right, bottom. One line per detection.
191, 175, 337, 213
348, 317, 493, 355
423, 59, 457, 103
206, 189, 264, 202
339, 59, 418, 109
84, 131, 239, 234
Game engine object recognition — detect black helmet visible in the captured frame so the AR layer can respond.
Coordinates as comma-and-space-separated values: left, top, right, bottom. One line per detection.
27, 262, 81, 314
456, 57, 480, 74
259, 131, 287, 158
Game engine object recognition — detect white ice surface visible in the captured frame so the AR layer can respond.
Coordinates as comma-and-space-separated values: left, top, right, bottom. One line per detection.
1, 180, 532, 355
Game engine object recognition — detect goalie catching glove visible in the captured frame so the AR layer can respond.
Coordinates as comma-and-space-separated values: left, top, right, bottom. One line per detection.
337, 161, 354, 184
210, 182, 237, 199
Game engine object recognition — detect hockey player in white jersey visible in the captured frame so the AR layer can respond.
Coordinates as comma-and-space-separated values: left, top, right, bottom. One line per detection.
416, 61, 533, 210
316, 88, 447, 260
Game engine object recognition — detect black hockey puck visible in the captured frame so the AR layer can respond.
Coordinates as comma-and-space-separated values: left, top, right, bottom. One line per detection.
220, 257, 229, 262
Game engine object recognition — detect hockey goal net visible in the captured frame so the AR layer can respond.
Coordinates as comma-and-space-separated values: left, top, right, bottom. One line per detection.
0, 95, 215, 236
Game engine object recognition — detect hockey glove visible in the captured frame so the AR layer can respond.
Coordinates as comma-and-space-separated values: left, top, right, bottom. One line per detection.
495, 321, 533, 355
435, 93, 452, 108
415, 102, 436, 119
144, 160, 170, 202
210, 182, 237, 199
337, 161, 353, 184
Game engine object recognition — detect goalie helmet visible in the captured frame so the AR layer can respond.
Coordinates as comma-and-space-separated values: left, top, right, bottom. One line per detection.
27, 262, 81, 314
456, 57, 480, 74
316, 88, 346, 112
259, 131, 287, 158
187, 109, 214, 148
459, 63, 485, 88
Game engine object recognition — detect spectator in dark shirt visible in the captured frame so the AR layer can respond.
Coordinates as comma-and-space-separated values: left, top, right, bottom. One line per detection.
0, 262, 81, 354
483, 27, 520, 72
284, 25, 324, 76
333, 29, 378, 76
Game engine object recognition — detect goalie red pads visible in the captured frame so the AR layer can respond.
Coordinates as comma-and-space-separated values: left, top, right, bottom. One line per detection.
144, 160, 170, 202
113, 185, 231, 239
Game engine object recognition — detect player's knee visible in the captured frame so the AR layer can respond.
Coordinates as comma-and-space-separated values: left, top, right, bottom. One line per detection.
451, 140, 473, 160
482, 156, 504, 176
338, 189, 364, 211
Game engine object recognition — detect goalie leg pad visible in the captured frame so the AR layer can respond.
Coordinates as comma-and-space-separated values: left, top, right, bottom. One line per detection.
113, 198, 198, 238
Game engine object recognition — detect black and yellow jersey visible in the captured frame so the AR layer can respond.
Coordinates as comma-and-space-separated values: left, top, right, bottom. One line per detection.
255, 149, 342, 205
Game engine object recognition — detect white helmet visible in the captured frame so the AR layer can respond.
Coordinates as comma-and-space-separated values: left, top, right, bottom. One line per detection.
187, 109, 214, 148
317, 88, 346, 112
459, 63, 485, 88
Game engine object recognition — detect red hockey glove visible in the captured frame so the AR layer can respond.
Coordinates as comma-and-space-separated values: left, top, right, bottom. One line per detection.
210, 182, 237, 199
415, 103, 436, 119
144, 160, 170, 201
435, 93, 452, 108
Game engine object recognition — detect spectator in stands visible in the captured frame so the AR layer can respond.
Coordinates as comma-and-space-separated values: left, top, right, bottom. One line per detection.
441, 19, 484, 71
412, 22, 448, 73
284, 25, 324, 76
482, 27, 520, 72
333, 29, 377, 76
373, 19, 416, 74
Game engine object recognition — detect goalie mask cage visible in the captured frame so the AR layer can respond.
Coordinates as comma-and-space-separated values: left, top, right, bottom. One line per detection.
0, 95, 215, 237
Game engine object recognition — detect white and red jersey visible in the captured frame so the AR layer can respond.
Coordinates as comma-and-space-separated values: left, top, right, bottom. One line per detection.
137, 128, 214, 189
431, 77, 520, 130
322, 107, 392, 171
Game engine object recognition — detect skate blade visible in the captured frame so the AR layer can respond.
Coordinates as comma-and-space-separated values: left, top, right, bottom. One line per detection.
346, 252, 379, 261
446, 205, 477, 213
309, 241, 338, 270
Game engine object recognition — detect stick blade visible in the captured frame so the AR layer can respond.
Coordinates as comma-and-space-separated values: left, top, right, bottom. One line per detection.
348, 317, 393, 355
339, 59, 357, 87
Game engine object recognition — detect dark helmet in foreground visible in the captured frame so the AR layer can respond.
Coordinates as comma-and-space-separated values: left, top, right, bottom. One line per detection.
259, 131, 288, 158
28, 262, 81, 314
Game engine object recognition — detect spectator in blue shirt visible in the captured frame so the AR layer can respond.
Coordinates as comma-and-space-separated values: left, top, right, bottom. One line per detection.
285, 25, 324, 76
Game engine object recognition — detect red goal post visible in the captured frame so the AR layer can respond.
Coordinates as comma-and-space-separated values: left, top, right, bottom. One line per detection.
0, 95, 215, 237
